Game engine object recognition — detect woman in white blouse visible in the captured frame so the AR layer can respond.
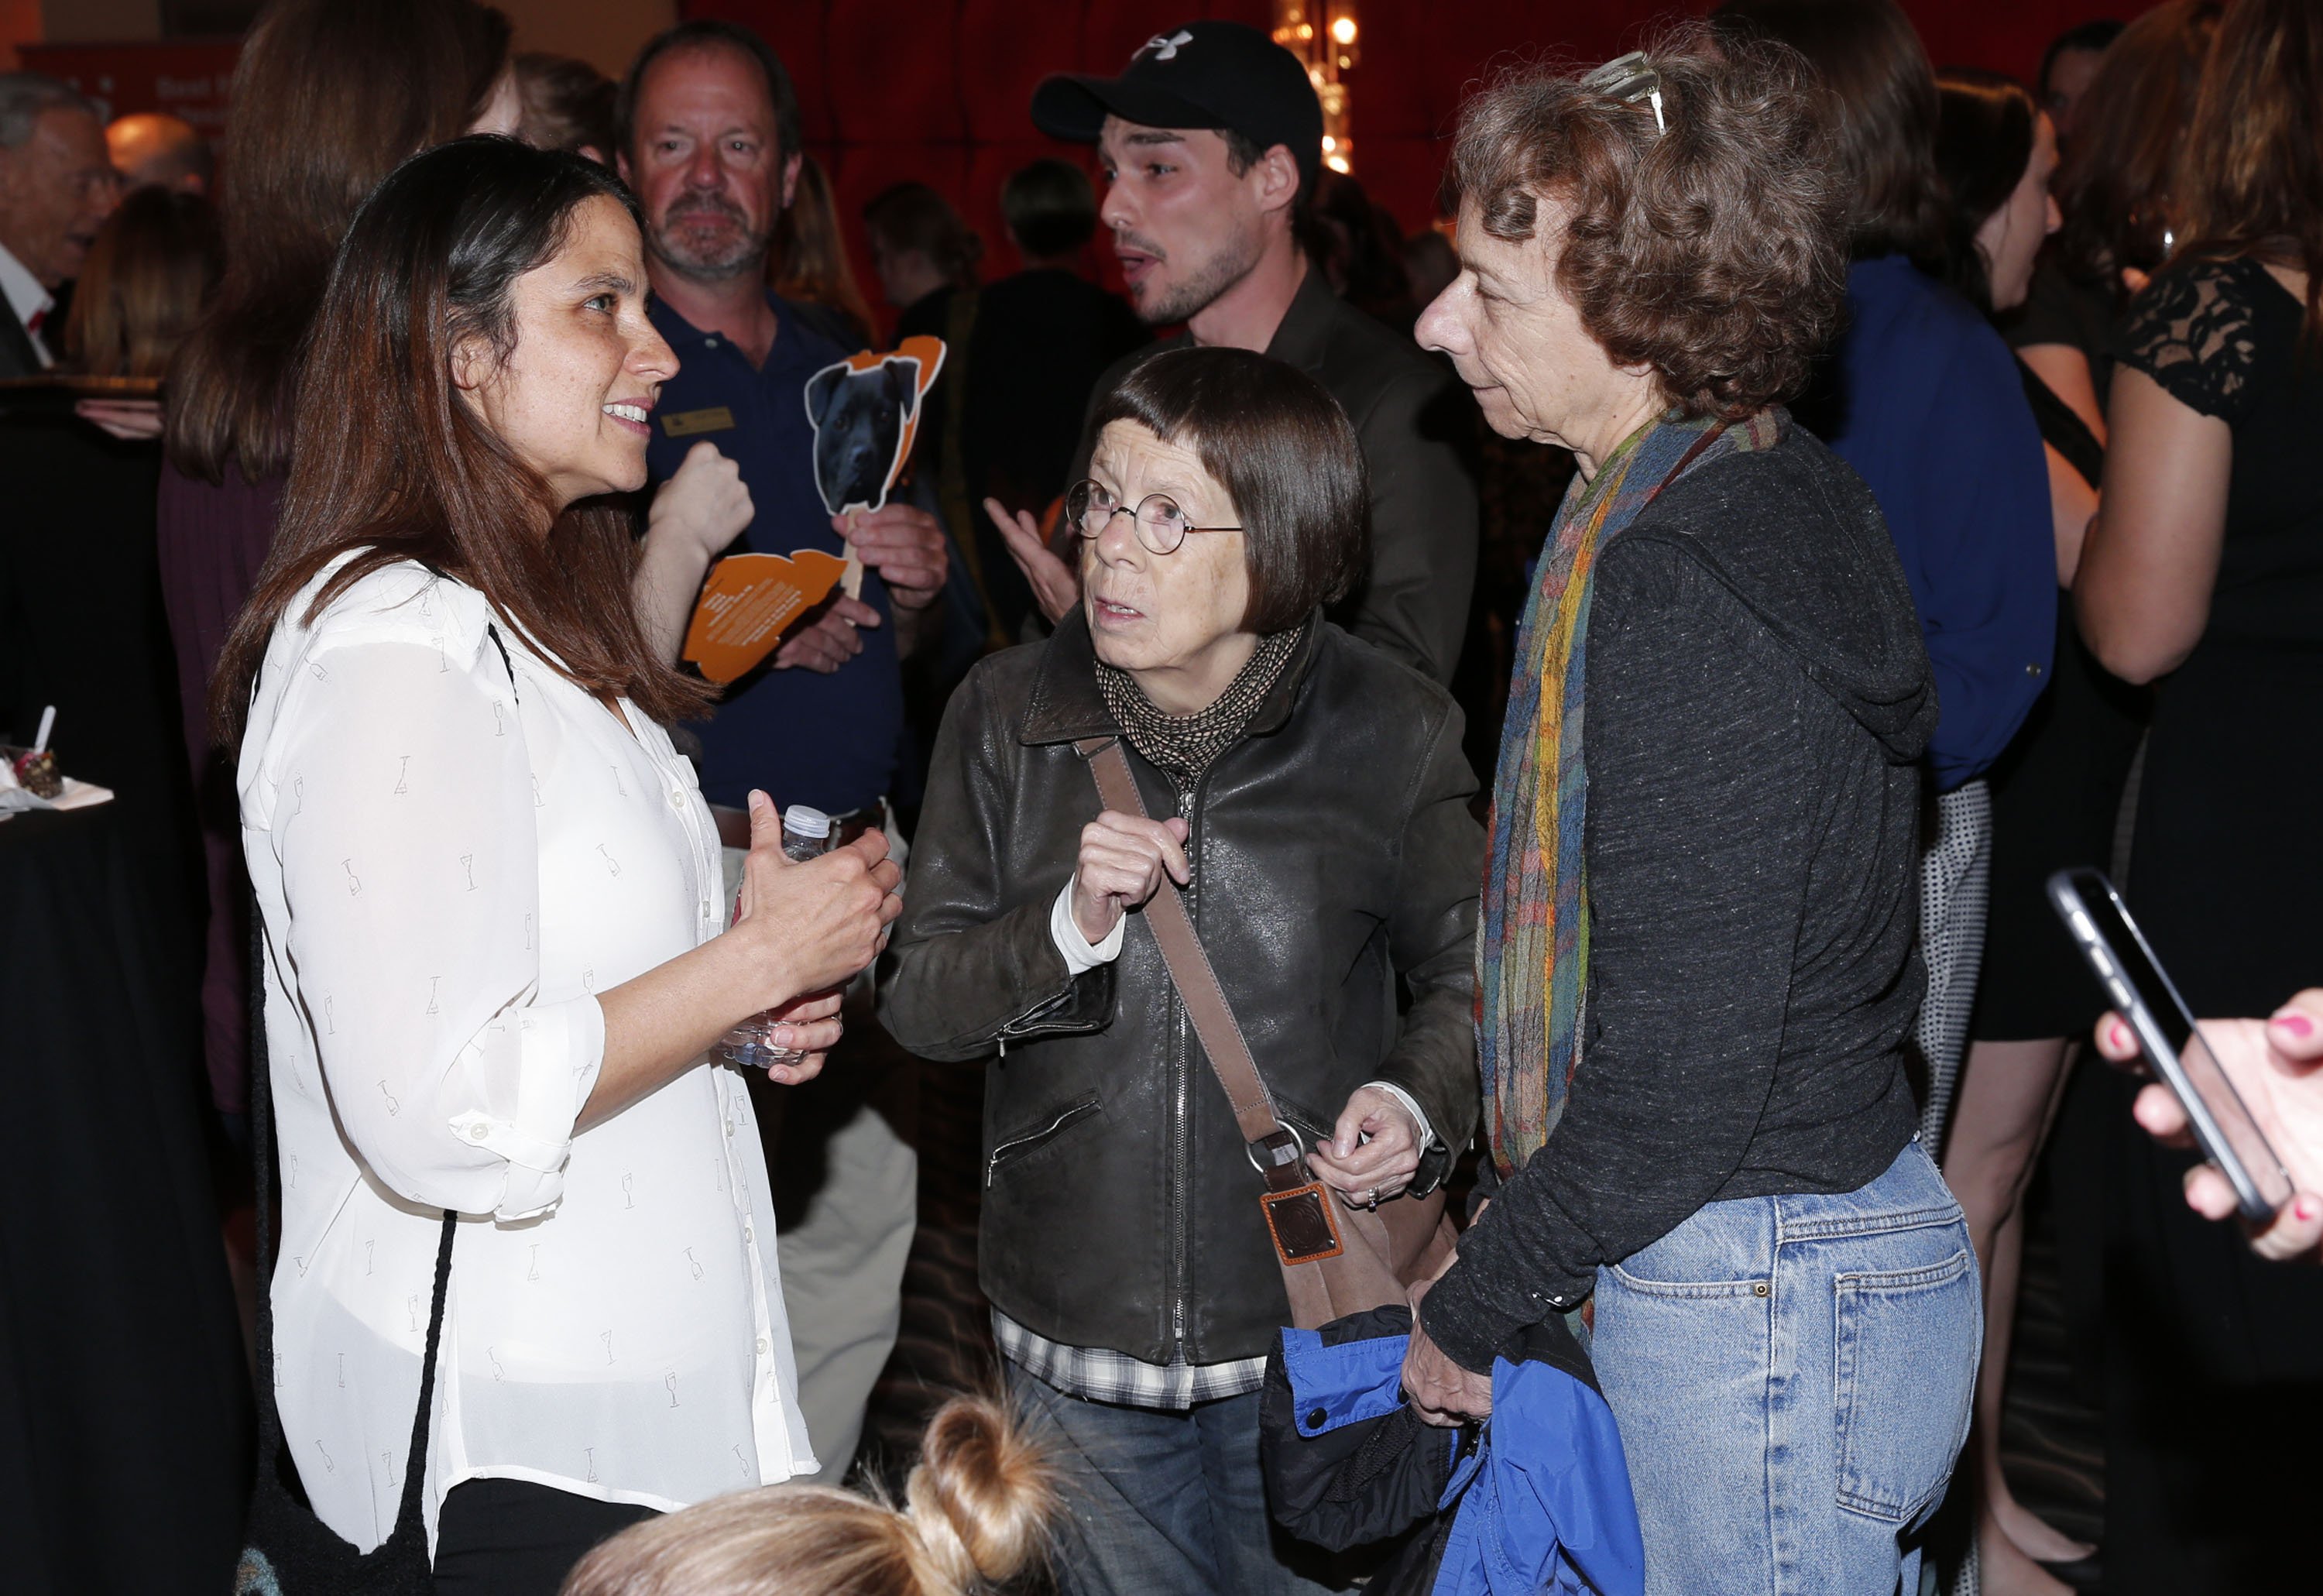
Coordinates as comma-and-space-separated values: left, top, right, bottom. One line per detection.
210, 137, 902, 1589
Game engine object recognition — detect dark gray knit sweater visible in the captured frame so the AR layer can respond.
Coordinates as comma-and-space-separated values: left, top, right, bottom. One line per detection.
1422, 420, 1938, 1372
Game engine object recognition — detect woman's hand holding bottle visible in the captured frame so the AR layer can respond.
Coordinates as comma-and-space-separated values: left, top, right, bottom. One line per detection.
727, 790, 902, 1077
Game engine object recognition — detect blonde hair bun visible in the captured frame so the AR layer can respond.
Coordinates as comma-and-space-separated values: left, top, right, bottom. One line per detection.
902, 1395, 1057, 1591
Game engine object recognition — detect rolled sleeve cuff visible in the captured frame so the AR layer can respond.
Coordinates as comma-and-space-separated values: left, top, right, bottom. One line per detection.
446, 994, 606, 1220
1363, 1080, 1438, 1151
1049, 880, 1126, 976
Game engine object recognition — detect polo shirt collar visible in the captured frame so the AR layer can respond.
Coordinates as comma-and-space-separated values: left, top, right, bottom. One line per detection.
649, 288, 793, 362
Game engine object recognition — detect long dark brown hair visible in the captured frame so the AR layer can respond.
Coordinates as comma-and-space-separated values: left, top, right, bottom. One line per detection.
773, 156, 876, 343
2174, 0, 2323, 333
2054, 1, 2220, 296
1713, 0, 1944, 261
61, 187, 223, 378
1933, 68, 2038, 314
165, 0, 510, 486
211, 138, 712, 745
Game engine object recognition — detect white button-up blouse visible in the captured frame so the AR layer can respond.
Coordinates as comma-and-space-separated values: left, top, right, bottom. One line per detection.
238, 556, 815, 1553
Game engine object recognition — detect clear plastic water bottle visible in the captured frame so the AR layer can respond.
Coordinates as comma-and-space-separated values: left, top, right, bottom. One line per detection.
717, 805, 833, 1069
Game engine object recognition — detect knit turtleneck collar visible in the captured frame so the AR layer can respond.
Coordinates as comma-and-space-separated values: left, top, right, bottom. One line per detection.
1094, 621, 1307, 788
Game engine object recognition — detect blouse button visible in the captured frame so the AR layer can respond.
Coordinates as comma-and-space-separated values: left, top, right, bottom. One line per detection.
755, 1336, 770, 1356
667, 788, 685, 809
468, 1123, 491, 1141
743, 1224, 755, 1244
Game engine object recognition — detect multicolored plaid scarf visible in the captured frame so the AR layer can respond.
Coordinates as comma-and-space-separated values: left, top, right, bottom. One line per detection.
1477, 409, 1782, 1176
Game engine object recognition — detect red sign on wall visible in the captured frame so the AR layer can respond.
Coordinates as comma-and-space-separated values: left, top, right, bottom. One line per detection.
18, 41, 241, 138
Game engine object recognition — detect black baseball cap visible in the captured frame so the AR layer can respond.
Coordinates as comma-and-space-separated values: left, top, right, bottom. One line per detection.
1031, 21, 1323, 185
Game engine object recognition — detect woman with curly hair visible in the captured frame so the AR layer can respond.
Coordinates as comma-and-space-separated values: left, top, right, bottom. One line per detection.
1401, 26, 1977, 1595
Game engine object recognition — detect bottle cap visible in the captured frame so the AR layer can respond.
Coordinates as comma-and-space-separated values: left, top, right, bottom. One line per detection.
781, 805, 833, 839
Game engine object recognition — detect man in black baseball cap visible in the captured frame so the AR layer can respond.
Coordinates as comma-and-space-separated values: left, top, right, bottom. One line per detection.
1032, 19, 1325, 191
1000, 20, 1479, 688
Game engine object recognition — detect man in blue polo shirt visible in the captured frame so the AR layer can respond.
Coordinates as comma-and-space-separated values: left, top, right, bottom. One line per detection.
618, 19, 949, 1487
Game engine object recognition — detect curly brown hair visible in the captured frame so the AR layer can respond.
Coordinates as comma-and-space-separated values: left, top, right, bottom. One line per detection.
1450, 25, 1849, 420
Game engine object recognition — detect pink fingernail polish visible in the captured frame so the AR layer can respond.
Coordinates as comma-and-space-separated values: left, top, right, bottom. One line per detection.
2297, 1198, 2318, 1223
2273, 1013, 2314, 1038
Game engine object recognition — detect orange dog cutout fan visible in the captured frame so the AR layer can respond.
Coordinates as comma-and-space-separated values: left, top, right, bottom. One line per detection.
680, 335, 945, 685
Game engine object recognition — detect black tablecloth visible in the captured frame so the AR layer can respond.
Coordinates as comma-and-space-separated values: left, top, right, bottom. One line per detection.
0, 804, 249, 1591
0, 419, 205, 1034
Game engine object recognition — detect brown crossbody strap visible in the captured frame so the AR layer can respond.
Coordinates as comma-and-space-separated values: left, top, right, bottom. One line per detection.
1078, 736, 1282, 1145
1076, 736, 1372, 1297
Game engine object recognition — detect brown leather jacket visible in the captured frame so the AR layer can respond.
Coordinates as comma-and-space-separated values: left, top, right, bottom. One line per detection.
877, 610, 1482, 1364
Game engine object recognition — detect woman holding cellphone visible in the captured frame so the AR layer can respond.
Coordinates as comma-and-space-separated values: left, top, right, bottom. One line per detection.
2069, 0, 2323, 1584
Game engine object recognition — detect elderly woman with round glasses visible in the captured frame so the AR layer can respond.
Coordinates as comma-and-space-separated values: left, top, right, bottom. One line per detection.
1398, 30, 1980, 1595
880, 345, 1483, 1596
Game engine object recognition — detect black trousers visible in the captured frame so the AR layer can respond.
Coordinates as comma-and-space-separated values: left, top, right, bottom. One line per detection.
432, 1478, 659, 1596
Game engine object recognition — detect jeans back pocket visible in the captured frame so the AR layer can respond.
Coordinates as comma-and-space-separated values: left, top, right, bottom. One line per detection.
1832, 1246, 1979, 1524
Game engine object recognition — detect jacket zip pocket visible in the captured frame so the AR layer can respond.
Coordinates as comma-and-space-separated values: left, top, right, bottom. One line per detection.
998, 988, 1078, 1038
985, 1096, 1102, 1188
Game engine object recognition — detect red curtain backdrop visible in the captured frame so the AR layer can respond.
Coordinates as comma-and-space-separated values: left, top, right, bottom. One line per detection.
685, 0, 2153, 329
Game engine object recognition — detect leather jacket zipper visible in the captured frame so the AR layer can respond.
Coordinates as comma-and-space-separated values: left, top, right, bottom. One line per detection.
1170, 776, 1201, 1362
984, 1096, 1100, 1188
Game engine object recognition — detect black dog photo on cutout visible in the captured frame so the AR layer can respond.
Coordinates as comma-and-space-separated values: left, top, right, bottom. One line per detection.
805, 353, 924, 515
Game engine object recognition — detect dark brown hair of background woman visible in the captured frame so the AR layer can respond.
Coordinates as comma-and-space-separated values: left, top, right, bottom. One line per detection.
514, 52, 618, 163
1712, 0, 1944, 260
2054, 0, 2220, 297
2173, 0, 2323, 335
863, 181, 984, 292
770, 154, 876, 343
1931, 67, 2036, 315
164, 0, 510, 486
61, 186, 221, 378
209, 138, 712, 746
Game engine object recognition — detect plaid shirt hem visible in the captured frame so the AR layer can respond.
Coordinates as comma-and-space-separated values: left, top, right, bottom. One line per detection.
993, 1309, 1268, 1409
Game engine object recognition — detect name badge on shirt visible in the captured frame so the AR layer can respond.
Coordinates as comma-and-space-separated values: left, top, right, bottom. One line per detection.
662, 406, 736, 438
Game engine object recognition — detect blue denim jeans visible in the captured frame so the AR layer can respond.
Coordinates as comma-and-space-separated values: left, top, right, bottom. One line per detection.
1590, 1136, 1979, 1595
1006, 1363, 1347, 1596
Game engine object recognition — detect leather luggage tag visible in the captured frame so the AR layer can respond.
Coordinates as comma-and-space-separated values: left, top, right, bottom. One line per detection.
1261, 1181, 1347, 1266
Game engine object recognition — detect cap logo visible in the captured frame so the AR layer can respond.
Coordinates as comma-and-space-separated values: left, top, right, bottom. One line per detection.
1139, 29, 1193, 63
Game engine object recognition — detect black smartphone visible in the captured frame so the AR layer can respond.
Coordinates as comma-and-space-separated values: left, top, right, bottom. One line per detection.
2047, 868, 2294, 1221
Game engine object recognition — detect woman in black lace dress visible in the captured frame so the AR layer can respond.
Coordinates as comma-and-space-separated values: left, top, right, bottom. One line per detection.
2073, 2, 2323, 1586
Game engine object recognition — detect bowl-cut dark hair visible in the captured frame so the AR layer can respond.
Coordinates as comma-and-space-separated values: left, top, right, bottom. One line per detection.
1451, 23, 1849, 420
1088, 347, 1368, 637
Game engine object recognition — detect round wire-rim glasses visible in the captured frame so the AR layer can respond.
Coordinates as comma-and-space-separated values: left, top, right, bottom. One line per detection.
1064, 479, 1243, 555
